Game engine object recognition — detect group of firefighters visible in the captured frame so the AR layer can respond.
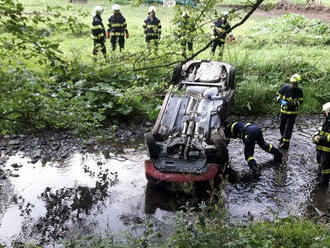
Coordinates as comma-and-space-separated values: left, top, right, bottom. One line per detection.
91, 4, 232, 59
91, 4, 161, 58
91, 5, 329, 187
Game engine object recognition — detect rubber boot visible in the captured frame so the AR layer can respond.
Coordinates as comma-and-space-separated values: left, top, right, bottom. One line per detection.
317, 175, 329, 188
279, 142, 289, 150
248, 160, 261, 178
273, 149, 283, 164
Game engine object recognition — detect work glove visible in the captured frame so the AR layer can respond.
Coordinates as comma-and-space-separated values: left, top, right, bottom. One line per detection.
106, 32, 110, 39
280, 99, 288, 106
125, 32, 129, 39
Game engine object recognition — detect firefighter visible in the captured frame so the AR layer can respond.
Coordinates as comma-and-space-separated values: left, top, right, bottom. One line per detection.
224, 121, 283, 178
106, 4, 129, 52
177, 11, 194, 57
91, 6, 106, 59
312, 102, 330, 187
276, 73, 304, 150
143, 6, 161, 48
211, 11, 234, 60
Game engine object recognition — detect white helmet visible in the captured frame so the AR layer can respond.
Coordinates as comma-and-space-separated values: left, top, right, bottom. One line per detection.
112, 4, 121, 12
290, 73, 302, 83
182, 11, 188, 17
148, 6, 156, 14
323, 102, 330, 113
92, 6, 103, 16
222, 11, 229, 17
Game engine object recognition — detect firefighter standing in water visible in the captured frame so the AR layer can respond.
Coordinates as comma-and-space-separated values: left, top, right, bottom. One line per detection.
107, 4, 129, 52
224, 121, 283, 178
313, 102, 330, 187
91, 6, 106, 59
276, 74, 304, 150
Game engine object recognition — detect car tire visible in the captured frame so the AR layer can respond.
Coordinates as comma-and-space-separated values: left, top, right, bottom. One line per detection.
145, 132, 159, 159
211, 133, 229, 169
227, 66, 236, 90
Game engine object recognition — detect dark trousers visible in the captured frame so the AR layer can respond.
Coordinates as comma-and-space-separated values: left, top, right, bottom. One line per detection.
280, 113, 296, 143
110, 36, 125, 51
181, 40, 193, 51
211, 39, 225, 55
93, 40, 106, 57
146, 36, 159, 44
317, 151, 330, 177
244, 125, 281, 166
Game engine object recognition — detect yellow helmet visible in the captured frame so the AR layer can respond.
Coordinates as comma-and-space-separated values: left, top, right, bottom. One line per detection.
290, 73, 301, 83
323, 102, 330, 113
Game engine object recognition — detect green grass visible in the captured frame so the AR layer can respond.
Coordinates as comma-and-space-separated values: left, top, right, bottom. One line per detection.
1, 0, 329, 134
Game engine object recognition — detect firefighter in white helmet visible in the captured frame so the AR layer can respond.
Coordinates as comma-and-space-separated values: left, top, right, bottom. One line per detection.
143, 6, 161, 48
276, 73, 304, 150
313, 102, 330, 187
107, 4, 129, 52
91, 6, 106, 59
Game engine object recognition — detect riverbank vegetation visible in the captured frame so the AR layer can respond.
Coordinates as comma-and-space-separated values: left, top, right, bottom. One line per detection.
1, 0, 330, 246
0, 0, 329, 134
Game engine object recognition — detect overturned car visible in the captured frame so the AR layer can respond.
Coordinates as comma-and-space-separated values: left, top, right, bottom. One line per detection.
145, 60, 236, 186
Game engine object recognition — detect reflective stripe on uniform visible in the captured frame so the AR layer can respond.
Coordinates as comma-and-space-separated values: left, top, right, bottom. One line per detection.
247, 156, 255, 162
283, 138, 290, 142
231, 122, 238, 136
322, 169, 330, 174
320, 130, 330, 136
110, 23, 126, 27
213, 37, 225, 42
316, 145, 330, 152
146, 33, 160, 37
91, 24, 103, 30
281, 109, 298, 115
91, 33, 104, 39
110, 32, 124, 36
268, 144, 273, 152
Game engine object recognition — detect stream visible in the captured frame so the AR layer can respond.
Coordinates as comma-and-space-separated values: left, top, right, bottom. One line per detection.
0, 115, 329, 246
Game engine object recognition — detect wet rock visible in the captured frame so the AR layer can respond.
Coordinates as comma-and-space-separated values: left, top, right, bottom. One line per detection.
10, 163, 23, 168
8, 139, 21, 146
123, 148, 135, 153
32, 149, 42, 159
86, 138, 94, 146
31, 138, 40, 146
126, 130, 133, 137
0, 175, 6, 180
145, 122, 153, 127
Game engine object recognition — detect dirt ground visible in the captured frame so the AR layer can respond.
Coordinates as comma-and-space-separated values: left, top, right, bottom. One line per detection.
257, 0, 330, 23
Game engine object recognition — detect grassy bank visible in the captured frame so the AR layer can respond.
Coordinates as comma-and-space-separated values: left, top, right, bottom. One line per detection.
1, 0, 329, 134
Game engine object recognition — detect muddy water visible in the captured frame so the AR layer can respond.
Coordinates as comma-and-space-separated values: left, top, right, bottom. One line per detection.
0, 116, 329, 246
0, 149, 175, 246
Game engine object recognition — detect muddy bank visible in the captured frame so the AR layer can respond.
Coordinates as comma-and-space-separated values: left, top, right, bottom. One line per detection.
257, 0, 330, 23
0, 122, 152, 168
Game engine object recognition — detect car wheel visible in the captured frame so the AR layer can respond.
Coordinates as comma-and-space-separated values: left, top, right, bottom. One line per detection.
145, 132, 159, 159
227, 66, 236, 90
211, 133, 229, 167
